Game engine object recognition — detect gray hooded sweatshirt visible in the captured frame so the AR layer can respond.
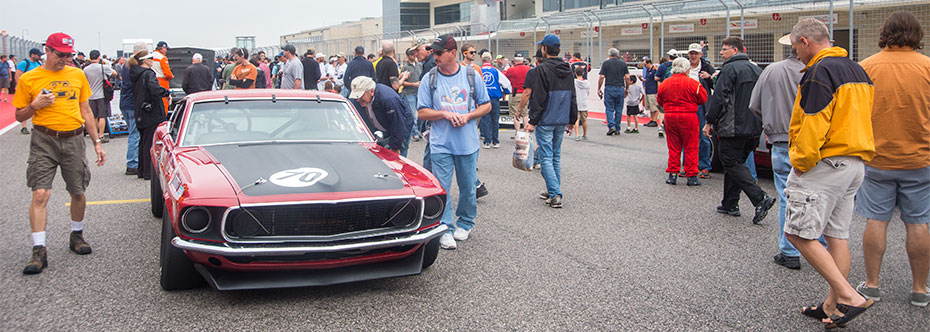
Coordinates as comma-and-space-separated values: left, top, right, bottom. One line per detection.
749, 57, 805, 144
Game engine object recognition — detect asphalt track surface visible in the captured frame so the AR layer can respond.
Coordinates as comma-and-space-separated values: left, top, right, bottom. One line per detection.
1, 114, 927, 331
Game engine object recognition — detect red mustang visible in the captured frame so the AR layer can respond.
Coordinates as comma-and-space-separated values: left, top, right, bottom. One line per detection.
150, 89, 446, 291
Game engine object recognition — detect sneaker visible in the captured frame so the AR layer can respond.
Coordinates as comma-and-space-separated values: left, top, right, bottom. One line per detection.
546, 194, 563, 208
412, 135, 421, 142
21, 127, 30, 135
69, 231, 92, 255
686, 176, 701, 186
582, 135, 588, 140
125, 167, 138, 176
439, 233, 456, 250
538, 191, 550, 200
716, 205, 741, 217
631, 129, 640, 134
476, 183, 489, 199
532, 163, 541, 170
658, 126, 664, 138
624, 128, 632, 134
644, 121, 658, 127
453, 227, 471, 241
753, 194, 777, 224
855, 282, 882, 302
658, 131, 664, 138
700, 170, 712, 179
492, 143, 500, 148
22, 246, 48, 275
911, 287, 930, 307
606, 129, 615, 136
773, 253, 801, 270
575, 136, 581, 141
665, 173, 678, 185
679, 171, 686, 177
482, 143, 491, 149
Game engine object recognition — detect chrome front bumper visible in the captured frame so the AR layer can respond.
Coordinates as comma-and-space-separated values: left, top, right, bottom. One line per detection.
171, 225, 447, 257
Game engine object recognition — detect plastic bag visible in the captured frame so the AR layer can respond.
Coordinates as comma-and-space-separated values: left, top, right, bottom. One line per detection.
512, 131, 535, 171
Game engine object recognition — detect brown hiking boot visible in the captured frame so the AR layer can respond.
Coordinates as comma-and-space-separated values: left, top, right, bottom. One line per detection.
23, 246, 48, 275
70, 231, 92, 255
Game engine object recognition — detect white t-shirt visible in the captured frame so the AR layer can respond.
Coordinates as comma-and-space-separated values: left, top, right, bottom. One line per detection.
574, 79, 590, 111
688, 64, 701, 82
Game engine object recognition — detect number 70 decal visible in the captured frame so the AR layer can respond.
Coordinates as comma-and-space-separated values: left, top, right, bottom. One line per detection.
269, 168, 329, 188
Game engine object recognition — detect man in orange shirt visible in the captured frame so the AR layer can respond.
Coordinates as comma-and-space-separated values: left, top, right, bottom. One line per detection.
856, 11, 930, 308
152, 41, 174, 112
13, 32, 107, 275
229, 48, 258, 89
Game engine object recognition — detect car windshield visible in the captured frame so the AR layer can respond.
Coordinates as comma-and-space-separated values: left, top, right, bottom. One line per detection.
180, 99, 372, 146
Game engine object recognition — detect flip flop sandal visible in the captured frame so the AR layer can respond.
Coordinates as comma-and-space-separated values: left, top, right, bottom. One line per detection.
801, 303, 828, 320
824, 299, 874, 330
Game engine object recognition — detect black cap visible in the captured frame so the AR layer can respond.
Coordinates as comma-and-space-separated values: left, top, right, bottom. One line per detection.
354, 46, 365, 55
29, 48, 44, 56
156, 41, 169, 49
534, 49, 544, 59
427, 34, 457, 52
89, 50, 100, 60
281, 44, 296, 54
77, 51, 85, 57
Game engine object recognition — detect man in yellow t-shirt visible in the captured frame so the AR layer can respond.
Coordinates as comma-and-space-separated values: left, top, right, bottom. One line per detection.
13, 32, 106, 275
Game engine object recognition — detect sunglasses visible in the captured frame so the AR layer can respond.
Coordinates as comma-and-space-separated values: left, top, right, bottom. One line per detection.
53, 50, 75, 58
432, 49, 446, 56
463, 50, 475, 55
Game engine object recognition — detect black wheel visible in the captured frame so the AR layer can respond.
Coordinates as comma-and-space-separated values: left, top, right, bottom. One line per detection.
151, 175, 164, 218
160, 207, 204, 291
421, 236, 440, 269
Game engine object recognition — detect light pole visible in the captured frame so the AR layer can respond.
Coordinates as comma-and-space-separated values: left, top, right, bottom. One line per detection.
98, 32, 101, 50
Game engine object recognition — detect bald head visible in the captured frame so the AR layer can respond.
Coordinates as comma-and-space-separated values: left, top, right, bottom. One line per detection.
381, 41, 395, 57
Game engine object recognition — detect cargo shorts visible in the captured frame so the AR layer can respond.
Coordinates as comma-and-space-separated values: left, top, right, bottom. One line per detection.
27, 129, 91, 195
783, 156, 864, 240
509, 93, 525, 118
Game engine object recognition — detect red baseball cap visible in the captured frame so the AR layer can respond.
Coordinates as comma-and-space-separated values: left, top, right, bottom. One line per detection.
45, 32, 76, 53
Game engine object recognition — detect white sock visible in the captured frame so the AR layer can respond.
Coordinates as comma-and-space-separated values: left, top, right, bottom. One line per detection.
71, 221, 84, 232
32, 231, 46, 247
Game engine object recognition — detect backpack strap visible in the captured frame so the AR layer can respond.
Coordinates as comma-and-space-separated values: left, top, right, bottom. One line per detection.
429, 66, 438, 99
466, 65, 477, 108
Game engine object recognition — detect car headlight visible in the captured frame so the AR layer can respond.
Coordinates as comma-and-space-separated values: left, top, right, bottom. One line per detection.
423, 195, 445, 221
181, 206, 211, 234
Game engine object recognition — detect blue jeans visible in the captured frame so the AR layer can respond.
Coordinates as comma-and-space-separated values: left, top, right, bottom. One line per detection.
480, 99, 501, 144
746, 151, 758, 181
120, 107, 139, 169
431, 151, 479, 233
697, 105, 711, 171
604, 85, 625, 131
422, 139, 432, 172
403, 94, 419, 138
535, 126, 564, 198
771, 144, 826, 256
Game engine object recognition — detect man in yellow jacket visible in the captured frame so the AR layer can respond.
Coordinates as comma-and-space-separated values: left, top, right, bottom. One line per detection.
784, 18, 875, 329
152, 41, 174, 113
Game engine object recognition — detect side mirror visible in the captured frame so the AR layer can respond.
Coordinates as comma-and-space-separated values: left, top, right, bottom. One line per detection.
373, 131, 384, 143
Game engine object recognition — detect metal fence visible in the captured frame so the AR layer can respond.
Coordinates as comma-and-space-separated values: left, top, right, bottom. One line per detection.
272, 0, 929, 67
0, 34, 44, 60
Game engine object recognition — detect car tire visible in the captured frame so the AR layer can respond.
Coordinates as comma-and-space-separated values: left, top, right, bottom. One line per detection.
160, 207, 204, 291
421, 236, 440, 269
151, 174, 164, 218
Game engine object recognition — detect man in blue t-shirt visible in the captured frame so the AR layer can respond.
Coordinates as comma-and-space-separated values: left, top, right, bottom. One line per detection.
417, 34, 491, 250
640, 58, 661, 130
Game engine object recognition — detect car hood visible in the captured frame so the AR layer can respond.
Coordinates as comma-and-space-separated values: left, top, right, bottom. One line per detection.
203, 142, 408, 198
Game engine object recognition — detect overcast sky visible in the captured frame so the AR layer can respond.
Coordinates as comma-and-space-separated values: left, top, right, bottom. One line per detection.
2, 0, 382, 55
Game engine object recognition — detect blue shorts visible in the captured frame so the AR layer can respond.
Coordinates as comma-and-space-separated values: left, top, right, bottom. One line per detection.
855, 165, 930, 224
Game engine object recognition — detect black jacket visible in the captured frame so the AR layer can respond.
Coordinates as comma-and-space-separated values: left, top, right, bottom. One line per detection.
130, 65, 169, 129
301, 57, 321, 90
350, 84, 413, 150
706, 53, 763, 137
344, 56, 376, 95
182, 62, 213, 95
526, 57, 577, 127
695, 58, 716, 102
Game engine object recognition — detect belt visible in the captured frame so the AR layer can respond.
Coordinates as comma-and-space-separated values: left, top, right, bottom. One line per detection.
33, 125, 84, 138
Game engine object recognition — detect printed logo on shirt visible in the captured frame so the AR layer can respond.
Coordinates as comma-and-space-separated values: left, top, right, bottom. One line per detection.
483, 71, 495, 85
440, 86, 469, 112
47, 81, 78, 100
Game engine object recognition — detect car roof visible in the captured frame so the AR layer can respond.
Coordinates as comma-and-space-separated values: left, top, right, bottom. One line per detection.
184, 89, 347, 103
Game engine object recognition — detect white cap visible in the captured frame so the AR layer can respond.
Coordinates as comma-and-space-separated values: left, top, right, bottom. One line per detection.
778, 34, 792, 46
688, 43, 703, 53
317, 53, 326, 59
667, 49, 678, 56
349, 76, 376, 99
192, 53, 203, 61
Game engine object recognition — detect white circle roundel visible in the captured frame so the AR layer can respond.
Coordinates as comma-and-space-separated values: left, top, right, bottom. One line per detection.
269, 168, 329, 188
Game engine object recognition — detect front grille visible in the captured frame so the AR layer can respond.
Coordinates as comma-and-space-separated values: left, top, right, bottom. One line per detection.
224, 198, 421, 240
